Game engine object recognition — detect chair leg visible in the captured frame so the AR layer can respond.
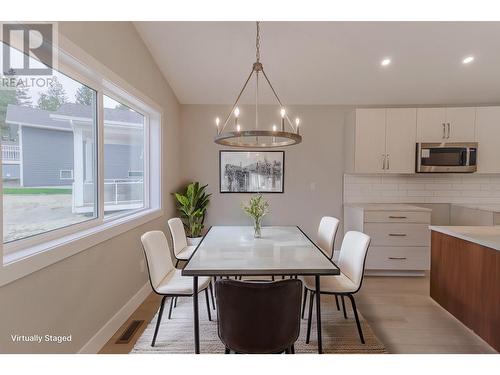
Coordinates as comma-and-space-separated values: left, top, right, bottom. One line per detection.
335, 294, 340, 311
204, 288, 212, 321
174, 296, 178, 308
271, 275, 275, 281
209, 281, 216, 310
225, 347, 230, 354
306, 291, 315, 344
151, 296, 167, 347
348, 294, 365, 344
301, 288, 308, 319
291, 344, 295, 354
284, 347, 290, 354
341, 295, 348, 319
168, 296, 174, 319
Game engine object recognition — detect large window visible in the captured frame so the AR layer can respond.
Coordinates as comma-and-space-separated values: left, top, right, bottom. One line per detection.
1, 44, 97, 243
0, 39, 161, 265
103, 95, 146, 218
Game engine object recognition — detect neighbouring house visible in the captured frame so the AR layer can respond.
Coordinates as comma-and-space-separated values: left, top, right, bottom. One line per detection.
3, 103, 145, 213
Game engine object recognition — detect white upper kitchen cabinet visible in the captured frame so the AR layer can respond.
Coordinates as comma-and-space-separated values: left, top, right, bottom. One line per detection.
416, 108, 446, 142
353, 109, 386, 173
445, 107, 476, 142
385, 108, 417, 173
346, 108, 416, 174
416, 107, 475, 142
475, 106, 500, 173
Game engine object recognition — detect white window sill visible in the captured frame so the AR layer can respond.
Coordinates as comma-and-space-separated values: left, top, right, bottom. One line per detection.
0, 208, 163, 287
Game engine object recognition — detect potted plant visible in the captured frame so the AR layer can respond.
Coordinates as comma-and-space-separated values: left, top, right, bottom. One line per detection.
242, 194, 270, 238
174, 182, 211, 245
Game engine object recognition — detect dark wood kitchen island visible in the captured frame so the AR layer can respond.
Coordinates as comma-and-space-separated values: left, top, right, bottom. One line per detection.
430, 227, 500, 352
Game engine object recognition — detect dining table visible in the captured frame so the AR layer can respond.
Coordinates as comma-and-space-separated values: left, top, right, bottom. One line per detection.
182, 225, 340, 354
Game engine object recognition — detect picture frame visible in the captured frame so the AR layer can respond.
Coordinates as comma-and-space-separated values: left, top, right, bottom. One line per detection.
219, 150, 285, 193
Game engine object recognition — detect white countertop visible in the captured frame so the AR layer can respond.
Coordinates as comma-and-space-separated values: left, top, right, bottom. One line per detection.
452, 204, 500, 213
345, 203, 432, 212
430, 225, 500, 251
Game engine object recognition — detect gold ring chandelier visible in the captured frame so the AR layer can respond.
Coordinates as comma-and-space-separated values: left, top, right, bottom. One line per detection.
214, 22, 302, 148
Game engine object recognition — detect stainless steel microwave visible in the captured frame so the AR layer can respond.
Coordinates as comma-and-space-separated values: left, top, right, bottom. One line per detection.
416, 142, 478, 173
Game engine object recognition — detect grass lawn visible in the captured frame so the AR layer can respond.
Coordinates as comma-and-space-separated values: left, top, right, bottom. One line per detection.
3, 187, 72, 195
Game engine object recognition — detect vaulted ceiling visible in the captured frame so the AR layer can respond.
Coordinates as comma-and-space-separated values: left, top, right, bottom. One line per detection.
134, 21, 500, 105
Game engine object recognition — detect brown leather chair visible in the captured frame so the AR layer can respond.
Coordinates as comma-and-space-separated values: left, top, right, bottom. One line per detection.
215, 279, 302, 354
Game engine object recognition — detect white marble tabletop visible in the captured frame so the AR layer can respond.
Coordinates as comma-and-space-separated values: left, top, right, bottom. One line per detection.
182, 226, 340, 276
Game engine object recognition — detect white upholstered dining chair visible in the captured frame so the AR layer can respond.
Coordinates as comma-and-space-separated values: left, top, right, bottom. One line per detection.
168, 217, 197, 266
301, 216, 340, 317
141, 230, 212, 347
301, 230, 371, 344
317, 216, 340, 258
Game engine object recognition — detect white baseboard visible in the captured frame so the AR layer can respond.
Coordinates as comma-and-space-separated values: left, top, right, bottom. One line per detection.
365, 270, 426, 277
79, 282, 152, 354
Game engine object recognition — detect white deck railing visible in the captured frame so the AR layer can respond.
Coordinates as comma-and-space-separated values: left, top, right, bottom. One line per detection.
1, 144, 20, 161
74, 178, 144, 213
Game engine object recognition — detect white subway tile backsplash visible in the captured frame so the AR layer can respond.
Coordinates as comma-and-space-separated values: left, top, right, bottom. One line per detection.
424, 183, 453, 190
407, 190, 434, 197
372, 183, 399, 191
453, 183, 481, 190
344, 174, 500, 204
398, 183, 427, 190
434, 190, 461, 197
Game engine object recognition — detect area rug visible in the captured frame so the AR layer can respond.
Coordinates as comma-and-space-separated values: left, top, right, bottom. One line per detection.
132, 294, 387, 354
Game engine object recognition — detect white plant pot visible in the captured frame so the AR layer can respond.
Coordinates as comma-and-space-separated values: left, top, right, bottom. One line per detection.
187, 236, 203, 246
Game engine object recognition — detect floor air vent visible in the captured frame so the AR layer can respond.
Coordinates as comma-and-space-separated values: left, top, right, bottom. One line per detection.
116, 320, 144, 344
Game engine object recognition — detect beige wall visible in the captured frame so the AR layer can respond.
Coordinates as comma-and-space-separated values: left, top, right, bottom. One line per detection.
0, 22, 181, 353
180, 105, 349, 242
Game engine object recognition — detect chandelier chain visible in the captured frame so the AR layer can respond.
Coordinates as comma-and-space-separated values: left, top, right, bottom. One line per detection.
256, 21, 261, 62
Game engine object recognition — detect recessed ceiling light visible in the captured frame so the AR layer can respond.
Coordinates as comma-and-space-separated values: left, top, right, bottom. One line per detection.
381, 58, 391, 67
462, 56, 475, 64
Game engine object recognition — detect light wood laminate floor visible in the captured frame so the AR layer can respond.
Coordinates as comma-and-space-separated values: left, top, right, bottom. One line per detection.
99, 275, 497, 354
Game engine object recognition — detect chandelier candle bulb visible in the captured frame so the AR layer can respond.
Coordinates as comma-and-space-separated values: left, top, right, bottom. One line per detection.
280, 108, 286, 131
215, 117, 220, 134
295, 118, 300, 134
234, 107, 240, 128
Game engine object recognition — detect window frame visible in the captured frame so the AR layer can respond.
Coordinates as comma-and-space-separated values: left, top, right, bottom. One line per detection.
0, 31, 163, 287
59, 169, 74, 180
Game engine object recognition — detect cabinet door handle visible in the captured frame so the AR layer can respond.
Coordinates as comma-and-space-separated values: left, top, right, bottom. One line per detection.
388, 216, 407, 219
382, 154, 386, 170
386, 154, 390, 170
442, 123, 446, 139
388, 257, 407, 260
447, 123, 451, 139
388, 233, 407, 237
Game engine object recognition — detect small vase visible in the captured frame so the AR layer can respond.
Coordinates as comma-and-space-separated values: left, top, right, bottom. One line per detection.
253, 217, 262, 238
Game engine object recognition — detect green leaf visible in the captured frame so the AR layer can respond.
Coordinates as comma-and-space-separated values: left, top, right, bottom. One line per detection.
174, 182, 211, 234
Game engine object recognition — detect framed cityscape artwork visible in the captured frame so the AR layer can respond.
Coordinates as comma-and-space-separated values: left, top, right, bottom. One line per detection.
219, 150, 284, 193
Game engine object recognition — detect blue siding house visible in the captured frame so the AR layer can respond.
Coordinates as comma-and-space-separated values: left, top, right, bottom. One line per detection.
3, 103, 144, 213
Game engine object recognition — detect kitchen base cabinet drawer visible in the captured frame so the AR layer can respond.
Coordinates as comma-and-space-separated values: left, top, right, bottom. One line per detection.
366, 246, 430, 270
364, 211, 430, 224
364, 223, 430, 247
